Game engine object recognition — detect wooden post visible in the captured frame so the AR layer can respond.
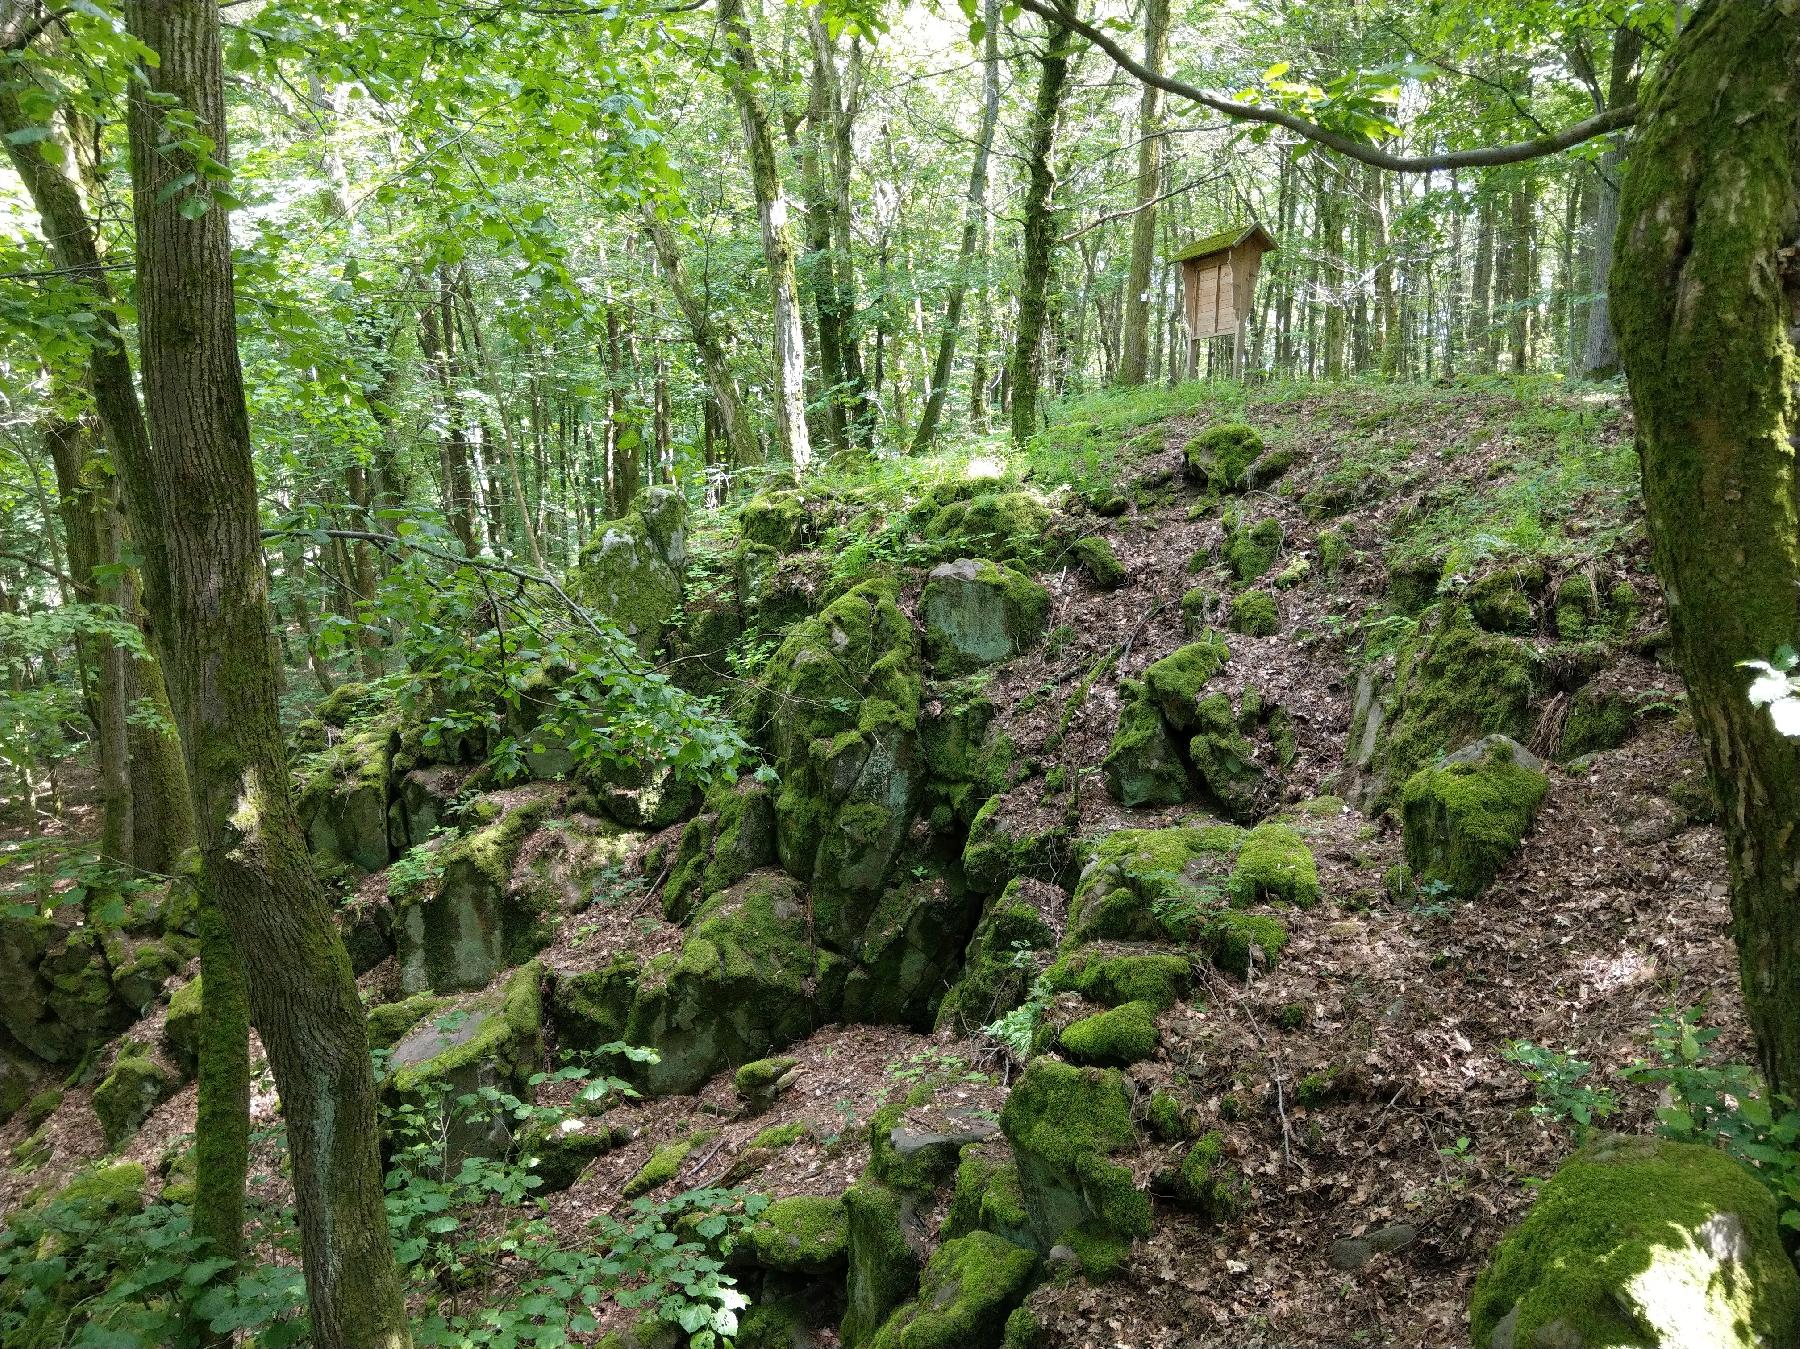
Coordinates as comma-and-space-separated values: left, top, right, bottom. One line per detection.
1232, 319, 1246, 379
1186, 335, 1199, 380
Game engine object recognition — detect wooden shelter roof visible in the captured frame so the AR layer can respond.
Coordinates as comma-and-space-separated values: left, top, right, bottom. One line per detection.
1171, 221, 1277, 263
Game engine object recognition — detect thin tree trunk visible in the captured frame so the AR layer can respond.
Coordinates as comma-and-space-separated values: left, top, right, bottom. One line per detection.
1507, 174, 1534, 371
1614, 0, 1800, 1093
1008, 18, 1075, 444
1117, 0, 1169, 386
1579, 28, 1642, 378
913, 0, 1001, 453
718, 0, 812, 473
120, 5, 410, 1344
1471, 188, 1496, 372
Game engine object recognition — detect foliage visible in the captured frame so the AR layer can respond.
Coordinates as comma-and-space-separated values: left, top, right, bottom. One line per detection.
1501, 1040, 1617, 1138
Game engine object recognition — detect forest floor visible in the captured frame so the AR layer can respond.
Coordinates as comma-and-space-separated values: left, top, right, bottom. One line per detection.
0, 377, 1757, 1349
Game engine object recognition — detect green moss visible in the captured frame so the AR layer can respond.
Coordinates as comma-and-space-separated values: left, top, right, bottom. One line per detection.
1469, 1136, 1800, 1349
162, 974, 203, 1073
1186, 694, 1266, 823
22, 1088, 62, 1130
1071, 535, 1126, 590
916, 488, 1055, 566
1273, 556, 1310, 590
1553, 573, 1599, 638
920, 558, 1052, 674
999, 1058, 1149, 1250
1225, 518, 1283, 583
1170, 1132, 1241, 1219
1386, 557, 1444, 615
1295, 1070, 1338, 1108
661, 776, 777, 922
390, 961, 543, 1096
962, 797, 1074, 895
1275, 1002, 1307, 1031
623, 1128, 718, 1199
1066, 824, 1243, 943
843, 1180, 922, 1348
1146, 1091, 1194, 1142
948, 1148, 1030, 1240
1182, 423, 1265, 492
53, 1161, 146, 1217
1401, 738, 1549, 899
737, 1194, 848, 1273
1202, 911, 1289, 977
547, 952, 640, 1054
1001, 1304, 1042, 1349
1100, 691, 1190, 809
739, 489, 814, 553
748, 1120, 809, 1150
1318, 528, 1350, 575
1558, 683, 1681, 760
517, 1114, 627, 1192
1060, 1000, 1159, 1067
1045, 948, 1194, 1010
1228, 590, 1279, 637
92, 1045, 177, 1149
364, 991, 449, 1050
1141, 634, 1232, 731
867, 1231, 1038, 1349
1466, 568, 1541, 635
867, 1103, 967, 1194
1180, 587, 1219, 638
734, 1295, 812, 1349
572, 492, 687, 654
937, 881, 1057, 1033
1228, 823, 1320, 907
735, 1056, 799, 1102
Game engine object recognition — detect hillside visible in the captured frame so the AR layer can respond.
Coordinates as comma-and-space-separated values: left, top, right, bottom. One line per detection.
0, 380, 1755, 1348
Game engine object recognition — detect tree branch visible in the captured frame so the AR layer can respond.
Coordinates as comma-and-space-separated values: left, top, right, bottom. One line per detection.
1014, 0, 1636, 173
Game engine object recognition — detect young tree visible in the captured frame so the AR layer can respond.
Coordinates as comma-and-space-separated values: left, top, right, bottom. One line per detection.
1008, 18, 1076, 445
1116, 0, 1170, 387
118, 2, 412, 1344
1611, 0, 1800, 1095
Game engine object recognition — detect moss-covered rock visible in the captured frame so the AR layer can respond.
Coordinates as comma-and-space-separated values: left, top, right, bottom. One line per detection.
841, 870, 982, 1029
1182, 423, 1265, 493
1100, 688, 1191, 809
920, 559, 1051, 674
868, 1101, 1001, 1194
517, 1113, 629, 1192
735, 1194, 849, 1275
625, 871, 844, 1095
386, 963, 543, 1165
365, 990, 452, 1050
1186, 693, 1268, 823
1180, 586, 1222, 639
1558, 679, 1681, 760
1229, 590, 1279, 637
947, 1145, 1031, 1245
1225, 517, 1284, 583
1071, 536, 1126, 590
623, 1128, 717, 1198
1000, 1058, 1149, 1259
962, 794, 1075, 895
387, 764, 469, 853
1164, 1132, 1241, 1218
1469, 1134, 1800, 1349
660, 775, 777, 922
916, 488, 1055, 567
1044, 946, 1194, 1010
1059, 1000, 1158, 1067
547, 953, 640, 1053
1401, 736, 1549, 900
936, 878, 1060, 1034
757, 578, 924, 948
919, 678, 1011, 829
1066, 825, 1243, 943
1141, 634, 1232, 733
1228, 822, 1320, 907
1466, 567, 1542, 636
842, 1180, 924, 1348
393, 789, 558, 995
867, 1231, 1038, 1349
572, 488, 688, 654
740, 489, 817, 553
296, 724, 395, 874
162, 974, 203, 1074
1202, 911, 1289, 977
93, 1044, 178, 1148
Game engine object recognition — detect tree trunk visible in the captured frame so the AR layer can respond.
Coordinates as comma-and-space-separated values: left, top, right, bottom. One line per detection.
119, 4, 411, 1344
1507, 174, 1535, 371
1579, 28, 1643, 379
1613, 0, 1800, 1094
642, 209, 763, 470
1116, 0, 1170, 386
913, 0, 1001, 453
1008, 19, 1074, 444
718, 0, 812, 474
1470, 188, 1496, 372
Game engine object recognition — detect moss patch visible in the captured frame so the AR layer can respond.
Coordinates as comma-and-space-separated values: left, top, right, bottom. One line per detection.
1059, 1000, 1159, 1067
999, 1057, 1149, 1252
736, 1194, 848, 1274
1401, 736, 1549, 899
623, 1128, 718, 1199
1228, 823, 1320, 907
867, 1231, 1038, 1349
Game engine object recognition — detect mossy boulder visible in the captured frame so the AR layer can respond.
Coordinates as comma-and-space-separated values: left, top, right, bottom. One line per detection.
1140, 634, 1231, 732
297, 725, 395, 873
757, 578, 924, 948
735, 1194, 849, 1275
843, 1180, 925, 1348
1229, 590, 1279, 637
393, 789, 558, 995
1059, 1000, 1158, 1067
920, 558, 1051, 674
1066, 825, 1243, 944
1558, 677, 1681, 760
962, 793, 1075, 895
867, 1231, 1038, 1349
1186, 692, 1269, 823
1228, 822, 1320, 907
841, 871, 982, 1029
734, 1056, 800, 1111
1101, 687, 1191, 809
1071, 536, 1126, 590
1000, 1057, 1150, 1260
916, 487, 1054, 566
546, 953, 640, 1053
1164, 1132, 1241, 1219
739, 489, 817, 553
1044, 946, 1194, 1010
1401, 736, 1549, 900
936, 877, 1060, 1034
0, 917, 132, 1064
624, 1128, 716, 1198
1467, 568, 1541, 636
1180, 586, 1222, 638
919, 678, 1009, 829
162, 974, 203, 1074
947, 1145, 1032, 1245
385, 963, 543, 1165
1225, 517, 1284, 583
517, 1113, 630, 1192
1469, 1134, 1800, 1349
572, 487, 689, 655
660, 775, 777, 922
93, 1044, 179, 1148
387, 764, 468, 852
624, 871, 845, 1095
1182, 423, 1265, 493
365, 990, 452, 1050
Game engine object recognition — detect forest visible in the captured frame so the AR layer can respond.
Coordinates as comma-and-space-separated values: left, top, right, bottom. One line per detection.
0, 0, 1796, 1346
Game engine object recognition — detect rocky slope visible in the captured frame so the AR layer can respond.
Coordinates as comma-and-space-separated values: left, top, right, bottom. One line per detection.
3, 379, 1788, 1349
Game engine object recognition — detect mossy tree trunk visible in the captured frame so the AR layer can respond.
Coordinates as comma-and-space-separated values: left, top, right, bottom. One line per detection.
1008, 18, 1075, 444
912, 0, 1001, 453
1612, 0, 1800, 1093
1117, 0, 1170, 387
118, 2, 411, 1345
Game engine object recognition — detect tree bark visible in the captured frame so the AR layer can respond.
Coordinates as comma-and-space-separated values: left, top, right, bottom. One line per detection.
642, 209, 763, 469
119, 3, 411, 1344
912, 0, 1001, 453
1613, 0, 1800, 1094
1116, 0, 1169, 386
1009, 18, 1075, 444
1579, 28, 1643, 379
718, 0, 812, 474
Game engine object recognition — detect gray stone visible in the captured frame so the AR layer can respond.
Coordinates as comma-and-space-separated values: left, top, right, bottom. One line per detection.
919, 558, 1051, 674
